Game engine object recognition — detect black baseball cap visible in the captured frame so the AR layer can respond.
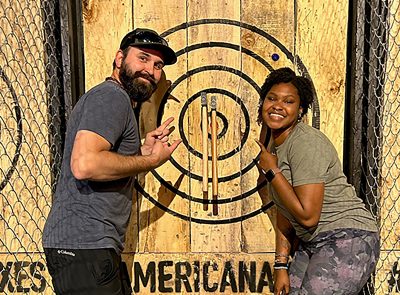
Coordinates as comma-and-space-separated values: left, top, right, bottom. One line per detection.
119, 28, 177, 65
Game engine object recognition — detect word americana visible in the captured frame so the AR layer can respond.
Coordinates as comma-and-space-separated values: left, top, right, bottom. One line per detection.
133, 260, 274, 293
0, 261, 46, 293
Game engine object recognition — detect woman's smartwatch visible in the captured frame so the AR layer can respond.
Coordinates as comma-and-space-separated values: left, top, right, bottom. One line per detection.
261, 167, 281, 182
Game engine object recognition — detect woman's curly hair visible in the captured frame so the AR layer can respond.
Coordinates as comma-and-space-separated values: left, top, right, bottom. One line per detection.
257, 67, 315, 124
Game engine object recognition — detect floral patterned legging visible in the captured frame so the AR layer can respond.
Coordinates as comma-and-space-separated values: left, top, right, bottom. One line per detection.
288, 229, 379, 295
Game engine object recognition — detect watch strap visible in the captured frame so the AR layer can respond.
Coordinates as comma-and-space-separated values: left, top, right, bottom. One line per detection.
262, 167, 281, 182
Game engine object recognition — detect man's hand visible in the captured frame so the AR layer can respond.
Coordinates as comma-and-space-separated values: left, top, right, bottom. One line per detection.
141, 117, 182, 166
150, 137, 182, 167
70, 117, 181, 181
141, 117, 176, 156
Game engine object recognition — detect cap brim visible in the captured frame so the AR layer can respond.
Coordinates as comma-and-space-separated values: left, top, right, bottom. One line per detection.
132, 43, 177, 65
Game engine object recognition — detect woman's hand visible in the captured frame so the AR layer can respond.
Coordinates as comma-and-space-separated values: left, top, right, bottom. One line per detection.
274, 269, 290, 295
255, 139, 278, 171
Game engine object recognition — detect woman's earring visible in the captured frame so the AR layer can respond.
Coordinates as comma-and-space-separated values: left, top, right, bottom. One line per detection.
298, 113, 302, 121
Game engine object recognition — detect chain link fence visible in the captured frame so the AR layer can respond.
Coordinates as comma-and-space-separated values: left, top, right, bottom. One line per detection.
0, 0, 69, 293
346, 0, 400, 294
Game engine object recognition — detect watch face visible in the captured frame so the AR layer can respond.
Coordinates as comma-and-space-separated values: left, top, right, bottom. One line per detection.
263, 169, 275, 182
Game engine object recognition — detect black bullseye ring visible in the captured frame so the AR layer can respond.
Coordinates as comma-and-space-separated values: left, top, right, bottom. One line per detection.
178, 88, 251, 161
0, 66, 22, 192
136, 19, 318, 224
135, 180, 274, 225
203, 111, 228, 141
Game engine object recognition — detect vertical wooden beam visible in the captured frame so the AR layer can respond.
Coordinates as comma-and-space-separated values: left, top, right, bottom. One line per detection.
83, 0, 132, 90
133, 0, 190, 254
66, 0, 85, 105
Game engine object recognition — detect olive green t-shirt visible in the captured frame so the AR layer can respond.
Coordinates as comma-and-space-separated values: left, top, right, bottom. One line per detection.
269, 122, 378, 242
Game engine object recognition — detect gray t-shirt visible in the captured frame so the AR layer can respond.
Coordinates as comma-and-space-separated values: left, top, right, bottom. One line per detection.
43, 81, 140, 254
269, 122, 378, 242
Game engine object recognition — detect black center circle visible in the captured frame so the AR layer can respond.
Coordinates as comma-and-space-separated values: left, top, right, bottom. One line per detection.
204, 111, 228, 142
178, 88, 251, 161
167, 86, 256, 182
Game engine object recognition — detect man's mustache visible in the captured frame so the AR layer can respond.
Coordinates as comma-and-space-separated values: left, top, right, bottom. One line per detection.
133, 72, 157, 87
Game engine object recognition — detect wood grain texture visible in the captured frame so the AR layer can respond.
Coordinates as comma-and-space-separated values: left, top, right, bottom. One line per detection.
0, 253, 51, 294
296, 0, 348, 159
0, 0, 51, 252
239, 0, 296, 254
83, 0, 132, 90
131, 253, 275, 294
134, 0, 190, 253
187, 0, 243, 253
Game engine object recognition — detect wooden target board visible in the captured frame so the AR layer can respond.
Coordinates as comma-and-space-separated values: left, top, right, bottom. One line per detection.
83, 0, 349, 293
0, 0, 54, 293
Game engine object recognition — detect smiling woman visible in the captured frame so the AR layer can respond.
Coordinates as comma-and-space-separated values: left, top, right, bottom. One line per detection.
256, 68, 379, 294
261, 82, 302, 143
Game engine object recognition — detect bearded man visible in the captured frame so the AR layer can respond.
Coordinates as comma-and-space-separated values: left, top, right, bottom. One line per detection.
42, 28, 181, 295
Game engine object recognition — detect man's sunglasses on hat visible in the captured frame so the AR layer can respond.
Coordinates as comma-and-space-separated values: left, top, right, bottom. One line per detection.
120, 30, 168, 49
120, 28, 177, 65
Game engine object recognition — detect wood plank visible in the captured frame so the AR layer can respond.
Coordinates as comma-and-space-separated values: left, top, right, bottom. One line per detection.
0, 253, 51, 294
83, 0, 133, 90
296, 0, 348, 159
130, 253, 274, 294
0, 0, 51, 252
240, 0, 295, 253
133, 0, 191, 253
186, 0, 242, 253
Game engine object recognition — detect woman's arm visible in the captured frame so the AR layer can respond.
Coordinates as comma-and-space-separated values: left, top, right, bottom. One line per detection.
275, 211, 295, 256
274, 212, 295, 295
271, 177, 324, 228
256, 139, 324, 228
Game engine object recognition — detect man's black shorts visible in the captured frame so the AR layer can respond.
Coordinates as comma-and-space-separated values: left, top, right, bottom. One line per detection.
44, 248, 132, 295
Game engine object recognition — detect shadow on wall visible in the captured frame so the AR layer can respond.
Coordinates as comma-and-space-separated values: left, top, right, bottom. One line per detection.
122, 70, 184, 279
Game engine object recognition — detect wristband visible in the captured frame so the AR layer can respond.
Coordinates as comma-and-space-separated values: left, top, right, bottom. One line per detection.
275, 253, 289, 259
261, 167, 281, 182
273, 262, 289, 270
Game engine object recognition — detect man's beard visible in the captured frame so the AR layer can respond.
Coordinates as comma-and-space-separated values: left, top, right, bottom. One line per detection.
119, 62, 157, 102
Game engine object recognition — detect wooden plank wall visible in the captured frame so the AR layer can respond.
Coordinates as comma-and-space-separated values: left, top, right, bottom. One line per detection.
0, 0, 53, 293
0, 0, 50, 252
82, 0, 349, 294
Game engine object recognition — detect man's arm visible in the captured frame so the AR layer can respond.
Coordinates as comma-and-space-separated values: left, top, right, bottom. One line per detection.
71, 129, 180, 181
